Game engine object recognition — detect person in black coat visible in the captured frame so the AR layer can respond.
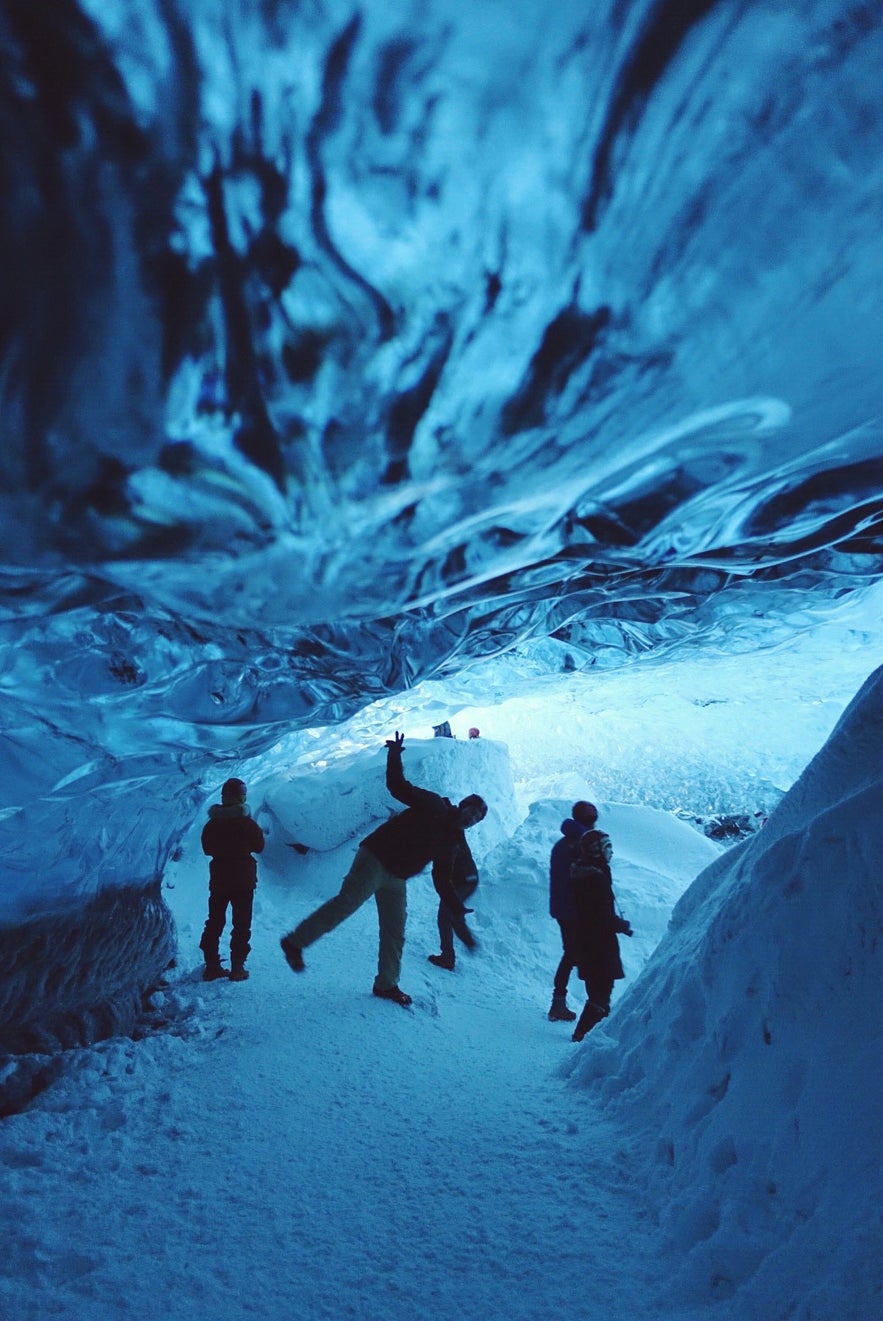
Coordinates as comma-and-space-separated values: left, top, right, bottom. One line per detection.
547, 803, 595, 1021
568, 804, 631, 1042
200, 777, 265, 982
280, 732, 487, 1007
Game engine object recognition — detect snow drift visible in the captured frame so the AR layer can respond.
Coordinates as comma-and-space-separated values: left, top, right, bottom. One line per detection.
566, 663, 883, 1317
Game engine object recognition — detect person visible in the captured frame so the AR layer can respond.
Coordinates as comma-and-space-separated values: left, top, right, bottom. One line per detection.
568, 804, 632, 1042
433, 721, 454, 738
280, 732, 487, 1006
547, 801, 596, 1021
200, 777, 265, 982
428, 835, 479, 971
468, 727, 480, 739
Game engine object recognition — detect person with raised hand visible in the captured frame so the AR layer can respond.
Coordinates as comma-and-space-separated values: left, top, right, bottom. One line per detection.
280, 732, 487, 1007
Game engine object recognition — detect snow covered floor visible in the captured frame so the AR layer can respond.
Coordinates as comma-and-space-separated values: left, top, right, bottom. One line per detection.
0, 909, 654, 1320
0, 797, 708, 1321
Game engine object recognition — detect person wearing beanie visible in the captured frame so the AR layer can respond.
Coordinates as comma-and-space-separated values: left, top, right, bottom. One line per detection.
199, 778, 265, 982
568, 804, 632, 1043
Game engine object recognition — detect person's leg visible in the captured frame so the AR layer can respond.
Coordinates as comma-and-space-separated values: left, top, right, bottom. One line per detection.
288, 846, 385, 950
200, 881, 229, 968
429, 902, 456, 970
373, 875, 408, 991
437, 902, 455, 959
431, 877, 477, 968
587, 969, 614, 1017
555, 919, 580, 994
446, 877, 478, 953
572, 967, 614, 1041
552, 923, 572, 997
549, 920, 579, 1019
230, 885, 256, 971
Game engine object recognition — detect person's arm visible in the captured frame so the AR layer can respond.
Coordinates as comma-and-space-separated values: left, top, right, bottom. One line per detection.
249, 818, 266, 854
384, 732, 442, 811
201, 822, 214, 857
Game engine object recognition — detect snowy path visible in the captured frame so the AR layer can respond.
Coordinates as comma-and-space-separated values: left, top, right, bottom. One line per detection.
0, 894, 668, 1321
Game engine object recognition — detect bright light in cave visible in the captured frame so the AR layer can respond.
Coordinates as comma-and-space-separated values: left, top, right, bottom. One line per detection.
245, 580, 883, 822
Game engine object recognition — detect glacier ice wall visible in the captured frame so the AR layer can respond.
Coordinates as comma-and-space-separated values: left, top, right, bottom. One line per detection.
0, 0, 882, 1047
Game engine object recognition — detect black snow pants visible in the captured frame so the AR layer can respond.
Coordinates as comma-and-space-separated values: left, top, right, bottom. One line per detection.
437, 876, 478, 958
200, 876, 256, 966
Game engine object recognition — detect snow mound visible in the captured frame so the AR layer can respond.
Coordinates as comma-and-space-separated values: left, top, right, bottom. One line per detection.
565, 664, 883, 1318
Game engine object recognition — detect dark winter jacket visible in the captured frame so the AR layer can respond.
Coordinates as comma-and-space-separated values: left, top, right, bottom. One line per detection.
549, 818, 588, 921
570, 828, 623, 983
362, 746, 472, 916
201, 803, 265, 886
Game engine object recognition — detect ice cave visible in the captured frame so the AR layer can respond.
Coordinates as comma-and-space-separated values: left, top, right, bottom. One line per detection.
0, 2, 881, 1318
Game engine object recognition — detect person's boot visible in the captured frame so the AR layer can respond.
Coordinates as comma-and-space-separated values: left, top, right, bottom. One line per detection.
428, 952, 455, 971
280, 934, 305, 972
202, 959, 227, 982
372, 983, 413, 1007
229, 963, 250, 982
548, 994, 577, 1022
572, 1001, 608, 1042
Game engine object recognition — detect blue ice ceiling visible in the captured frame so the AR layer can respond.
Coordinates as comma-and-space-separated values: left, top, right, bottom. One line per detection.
0, 1, 881, 1048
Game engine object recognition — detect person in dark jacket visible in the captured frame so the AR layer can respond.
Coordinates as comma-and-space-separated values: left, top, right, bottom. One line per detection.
280, 732, 487, 1007
428, 835, 479, 972
200, 777, 265, 982
568, 804, 631, 1042
547, 802, 596, 1021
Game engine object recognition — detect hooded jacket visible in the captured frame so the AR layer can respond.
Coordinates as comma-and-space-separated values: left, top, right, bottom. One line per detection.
570, 828, 623, 983
361, 745, 471, 916
549, 818, 588, 921
201, 803, 265, 885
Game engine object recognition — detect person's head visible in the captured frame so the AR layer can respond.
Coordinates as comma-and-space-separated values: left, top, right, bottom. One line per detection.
468, 727, 480, 739
571, 800, 598, 828
457, 794, 487, 829
221, 777, 248, 805
560, 818, 585, 841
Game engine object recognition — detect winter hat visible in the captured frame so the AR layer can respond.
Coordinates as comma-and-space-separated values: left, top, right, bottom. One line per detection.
221, 777, 247, 805
571, 800, 598, 827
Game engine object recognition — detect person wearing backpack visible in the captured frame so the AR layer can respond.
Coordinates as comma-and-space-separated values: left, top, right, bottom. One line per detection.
568, 804, 632, 1042
280, 732, 487, 1007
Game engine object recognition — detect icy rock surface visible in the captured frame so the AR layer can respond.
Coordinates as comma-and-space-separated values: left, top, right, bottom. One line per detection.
0, 883, 175, 1056
0, 1, 882, 1042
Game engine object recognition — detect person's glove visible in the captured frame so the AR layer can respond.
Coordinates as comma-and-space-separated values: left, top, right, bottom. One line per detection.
614, 915, 634, 937
385, 731, 405, 752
